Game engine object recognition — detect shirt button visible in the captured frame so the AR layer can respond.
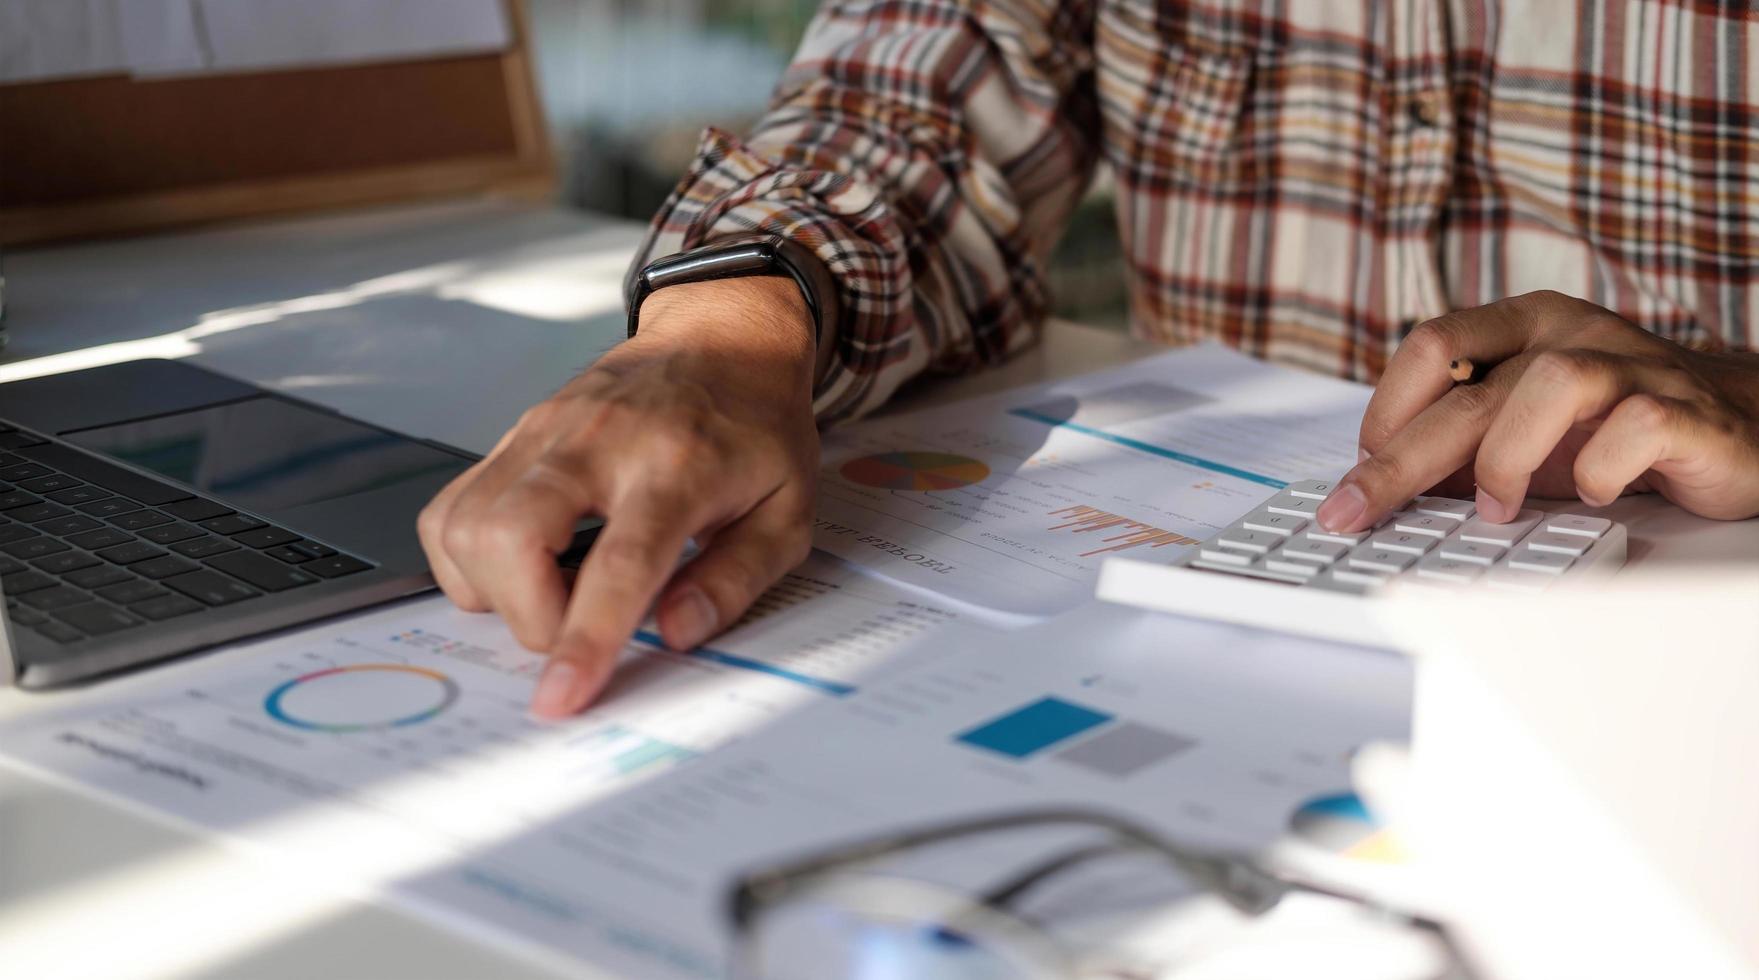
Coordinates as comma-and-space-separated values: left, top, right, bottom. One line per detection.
1408, 90, 1447, 128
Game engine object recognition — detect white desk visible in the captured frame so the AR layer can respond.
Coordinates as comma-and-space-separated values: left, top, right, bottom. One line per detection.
0, 201, 1749, 979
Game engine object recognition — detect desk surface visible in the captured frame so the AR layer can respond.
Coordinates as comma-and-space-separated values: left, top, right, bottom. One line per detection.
0, 201, 1748, 979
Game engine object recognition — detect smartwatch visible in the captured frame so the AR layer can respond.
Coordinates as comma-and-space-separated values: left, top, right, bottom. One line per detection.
625, 234, 838, 385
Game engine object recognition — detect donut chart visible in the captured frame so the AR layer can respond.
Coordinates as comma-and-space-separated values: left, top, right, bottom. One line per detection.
265, 663, 460, 733
839, 451, 991, 492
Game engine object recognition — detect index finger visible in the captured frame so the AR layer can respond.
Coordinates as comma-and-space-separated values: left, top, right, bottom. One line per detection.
1358, 298, 1538, 455
529, 490, 702, 718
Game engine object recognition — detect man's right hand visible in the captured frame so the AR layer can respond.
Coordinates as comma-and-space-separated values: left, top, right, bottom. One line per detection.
417, 276, 821, 718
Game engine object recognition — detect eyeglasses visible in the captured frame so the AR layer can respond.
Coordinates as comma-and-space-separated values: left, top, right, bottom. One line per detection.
727, 808, 1475, 980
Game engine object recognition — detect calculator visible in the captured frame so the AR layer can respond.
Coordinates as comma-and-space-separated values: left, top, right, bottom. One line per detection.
1095, 480, 1627, 648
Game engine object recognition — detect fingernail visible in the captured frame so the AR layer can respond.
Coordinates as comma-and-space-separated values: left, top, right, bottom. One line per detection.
660, 585, 718, 650
1357, 447, 1371, 463
532, 659, 587, 718
1475, 487, 1512, 523
1317, 483, 1368, 532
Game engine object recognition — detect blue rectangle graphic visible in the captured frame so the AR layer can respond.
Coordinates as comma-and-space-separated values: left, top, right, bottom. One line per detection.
1006, 408, 1287, 488
956, 697, 1114, 759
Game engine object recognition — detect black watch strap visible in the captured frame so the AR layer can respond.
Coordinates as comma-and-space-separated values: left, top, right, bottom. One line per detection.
626, 235, 838, 385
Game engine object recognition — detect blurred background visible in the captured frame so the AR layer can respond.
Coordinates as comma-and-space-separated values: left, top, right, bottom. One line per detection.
525, 0, 1129, 328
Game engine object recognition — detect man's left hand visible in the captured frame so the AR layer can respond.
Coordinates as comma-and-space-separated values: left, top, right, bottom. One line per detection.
1316, 290, 1759, 532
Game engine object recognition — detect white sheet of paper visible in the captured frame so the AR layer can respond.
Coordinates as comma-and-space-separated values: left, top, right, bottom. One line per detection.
402, 606, 1411, 976
0, 552, 969, 884
198, 0, 509, 73
0, 580, 1408, 977
0, 0, 127, 83
813, 344, 1369, 614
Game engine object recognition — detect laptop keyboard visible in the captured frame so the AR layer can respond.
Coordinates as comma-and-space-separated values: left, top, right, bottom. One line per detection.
0, 421, 375, 648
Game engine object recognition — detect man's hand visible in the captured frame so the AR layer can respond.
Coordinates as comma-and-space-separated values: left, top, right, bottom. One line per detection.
418, 277, 820, 718
1316, 290, 1759, 532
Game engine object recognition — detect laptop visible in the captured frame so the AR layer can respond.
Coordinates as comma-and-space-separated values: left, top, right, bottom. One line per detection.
0, 359, 584, 689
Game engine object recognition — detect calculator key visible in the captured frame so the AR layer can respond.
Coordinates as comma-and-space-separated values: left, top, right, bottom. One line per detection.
206, 549, 319, 591
77, 497, 143, 518
1507, 548, 1574, 574
1283, 480, 1335, 501
64, 564, 133, 590
1263, 557, 1321, 578
109, 509, 173, 531
1546, 514, 1611, 539
35, 515, 104, 536
31, 621, 85, 644
96, 580, 169, 604
2, 570, 56, 594
234, 526, 301, 549
159, 498, 235, 522
1265, 495, 1320, 518
169, 535, 241, 559
1368, 531, 1436, 556
1412, 496, 1475, 521
1455, 511, 1544, 547
1487, 567, 1555, 593
1438, 539, 1505, 566
52, 602, 141, 636
138, 522, 204, 545
67, 527, 133, 551
45, 485, 111, 506
164, 569, 262, 606
1309, 570, 1371, 594
1330, 567, 1391, 588
1303, 527, 1368, 546
9, 502, 70, 523
1197, 547, 1254, 567
201, 514, 267, 535
2, 537, 69, 559
1216, 528, 1280, 555
133, 555, 199, 580
1524, 531, 1591, 557
1391, 512, 1453, 538
1274, 538, 1349, 565
1415, 553, 1484, 584
131, 594, 205, 621
1240, 508, 1308, 537
1347, 547, 1418, 575
32, 550, 100, 574
21, 586, 91, 610
96, 541, 168, 565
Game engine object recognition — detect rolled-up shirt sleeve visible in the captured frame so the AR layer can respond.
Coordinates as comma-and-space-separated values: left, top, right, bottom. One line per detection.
629, 0, 1101, 422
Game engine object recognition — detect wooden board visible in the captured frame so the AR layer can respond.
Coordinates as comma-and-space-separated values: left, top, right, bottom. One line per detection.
0, 0, 550, 246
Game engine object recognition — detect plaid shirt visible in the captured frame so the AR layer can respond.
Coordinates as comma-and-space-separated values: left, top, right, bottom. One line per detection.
634, 1, 1758, 421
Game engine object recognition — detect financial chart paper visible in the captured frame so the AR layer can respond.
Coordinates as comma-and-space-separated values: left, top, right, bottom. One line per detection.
814, 344, 1370, 614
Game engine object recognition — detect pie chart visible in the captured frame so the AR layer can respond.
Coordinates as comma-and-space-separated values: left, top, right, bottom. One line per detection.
264, 664, 460, 733
839, 451, 991, 492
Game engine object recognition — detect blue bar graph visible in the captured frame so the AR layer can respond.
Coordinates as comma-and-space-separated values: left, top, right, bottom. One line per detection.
956, 697, 1113, 759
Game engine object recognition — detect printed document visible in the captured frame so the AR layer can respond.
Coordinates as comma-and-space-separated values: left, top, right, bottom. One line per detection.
0, 596, 1408, 978
814, 344, 1369, 614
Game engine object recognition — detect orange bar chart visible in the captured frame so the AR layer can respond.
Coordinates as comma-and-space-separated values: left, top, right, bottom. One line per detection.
1046, 505, 1198, 557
